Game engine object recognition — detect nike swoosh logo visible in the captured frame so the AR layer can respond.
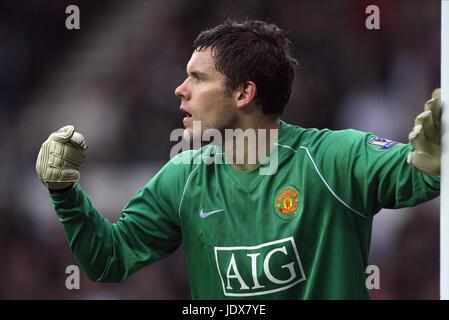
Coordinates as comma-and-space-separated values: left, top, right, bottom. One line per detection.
199, 208, 224, 219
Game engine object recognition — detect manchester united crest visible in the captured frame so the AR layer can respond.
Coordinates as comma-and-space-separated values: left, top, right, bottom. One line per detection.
274, 186, 302, 219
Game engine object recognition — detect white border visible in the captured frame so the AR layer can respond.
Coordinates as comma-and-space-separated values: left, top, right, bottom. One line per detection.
275, 143, 370, 219
214, 237, 306, 297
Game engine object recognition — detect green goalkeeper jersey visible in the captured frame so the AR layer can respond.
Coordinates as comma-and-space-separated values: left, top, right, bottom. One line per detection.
50, 121, 440, 299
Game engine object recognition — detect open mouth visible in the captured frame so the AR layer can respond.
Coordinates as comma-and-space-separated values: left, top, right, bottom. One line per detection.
181, 107, 192, 118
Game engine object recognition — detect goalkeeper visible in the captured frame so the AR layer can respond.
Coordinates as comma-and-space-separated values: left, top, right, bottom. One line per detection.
36, 20, 441, 299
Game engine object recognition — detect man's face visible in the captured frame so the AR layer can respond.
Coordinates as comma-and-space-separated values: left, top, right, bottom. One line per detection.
175, 47, 238, 141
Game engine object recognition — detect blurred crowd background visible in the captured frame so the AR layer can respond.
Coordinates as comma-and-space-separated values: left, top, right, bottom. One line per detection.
0, 0, 441, 299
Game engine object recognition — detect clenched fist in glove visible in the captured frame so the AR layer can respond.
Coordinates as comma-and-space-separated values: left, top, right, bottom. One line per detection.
36, 125, 87, 190
407, 88, 442, 176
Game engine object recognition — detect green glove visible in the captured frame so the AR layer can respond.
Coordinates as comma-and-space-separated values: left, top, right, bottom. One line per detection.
36, 125, 87, 190
407, 88, 441, 176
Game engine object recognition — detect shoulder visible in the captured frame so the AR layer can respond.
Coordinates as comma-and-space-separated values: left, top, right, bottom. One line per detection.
280, 121, 368, 152
169, 145, 219, 166
141, 146, 217, 192
280, 122, 408, 162
158, 145, 220, 182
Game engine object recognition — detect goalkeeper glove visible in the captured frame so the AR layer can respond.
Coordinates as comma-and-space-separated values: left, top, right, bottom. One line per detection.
407, 88, 441, 176
36, 125, 87, 190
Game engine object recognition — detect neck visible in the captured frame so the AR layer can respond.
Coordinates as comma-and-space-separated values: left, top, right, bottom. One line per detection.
223, 116, 280, 171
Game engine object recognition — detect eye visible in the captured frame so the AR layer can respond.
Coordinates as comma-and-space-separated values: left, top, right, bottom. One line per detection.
188, 72, 203, 83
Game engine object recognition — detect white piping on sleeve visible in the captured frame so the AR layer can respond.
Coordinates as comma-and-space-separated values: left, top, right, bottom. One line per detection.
177, 147, 215, 219
275, 143, 370, 219
178, 163, 201, 219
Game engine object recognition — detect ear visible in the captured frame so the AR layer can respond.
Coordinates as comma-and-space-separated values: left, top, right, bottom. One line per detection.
234, 81, 257, 109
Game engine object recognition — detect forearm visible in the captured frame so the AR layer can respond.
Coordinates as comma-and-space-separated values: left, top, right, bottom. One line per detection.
50, 183, 129, 282
383, 147, 440, 209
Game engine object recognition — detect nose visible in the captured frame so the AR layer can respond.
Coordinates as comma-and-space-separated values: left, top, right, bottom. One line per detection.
175, 79, 190, 100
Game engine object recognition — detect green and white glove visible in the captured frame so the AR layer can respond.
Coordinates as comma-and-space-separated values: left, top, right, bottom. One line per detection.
407, 88, 441, 176
36, 125, 87, 190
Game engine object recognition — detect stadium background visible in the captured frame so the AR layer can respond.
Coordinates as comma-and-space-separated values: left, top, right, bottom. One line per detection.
0, 0, 441, 299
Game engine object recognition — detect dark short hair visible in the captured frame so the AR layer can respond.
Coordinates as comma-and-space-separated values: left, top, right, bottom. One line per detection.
193, 19, 298, 115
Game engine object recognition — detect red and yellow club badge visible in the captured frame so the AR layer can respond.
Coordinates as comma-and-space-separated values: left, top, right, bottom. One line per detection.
274, 186, 302, 220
